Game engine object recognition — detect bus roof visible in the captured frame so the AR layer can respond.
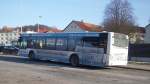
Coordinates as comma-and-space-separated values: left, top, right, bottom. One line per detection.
21, 32, 112, 35
20, 32, 112, 37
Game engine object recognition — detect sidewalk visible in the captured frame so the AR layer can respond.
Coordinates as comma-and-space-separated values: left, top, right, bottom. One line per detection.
115, 62, 150, 71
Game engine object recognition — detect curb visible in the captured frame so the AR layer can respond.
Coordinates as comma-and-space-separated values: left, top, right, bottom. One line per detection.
114, 66, 150, 72
128, 61, 150, 65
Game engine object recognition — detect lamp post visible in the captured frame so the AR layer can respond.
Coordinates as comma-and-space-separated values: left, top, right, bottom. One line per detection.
18, 25, 22, 33
38, 16, 42, 32
20, 26, 22, 33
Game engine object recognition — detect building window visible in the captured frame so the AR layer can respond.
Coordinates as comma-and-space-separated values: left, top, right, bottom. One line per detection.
5, 33, 8, 36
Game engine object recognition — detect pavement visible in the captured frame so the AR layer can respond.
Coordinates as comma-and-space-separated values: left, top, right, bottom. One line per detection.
1, 55, 150, 71
0, 55, 150, 84
1, 54, 150, 71
114, 62, 150, 71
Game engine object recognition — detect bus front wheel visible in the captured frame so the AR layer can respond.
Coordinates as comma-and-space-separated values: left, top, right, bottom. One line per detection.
70, 55, 79, 67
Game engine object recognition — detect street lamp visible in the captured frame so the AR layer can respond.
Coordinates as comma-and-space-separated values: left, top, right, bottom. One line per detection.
20, 26, 23, 33
38, 16, 42, 32
18, 25, 22, 33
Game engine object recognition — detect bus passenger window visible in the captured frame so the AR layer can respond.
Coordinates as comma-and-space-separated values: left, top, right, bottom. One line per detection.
83, 37, 99, 47
34, 39, 46, 49
56, 38, 67, 50
83, 42, 94, 47
39, 40, 43, 48
76, 38, 83, 47
27, 39, 33, 48
46, 38, 56, 50
68, 38, 76, 51
20, 40, 27, 49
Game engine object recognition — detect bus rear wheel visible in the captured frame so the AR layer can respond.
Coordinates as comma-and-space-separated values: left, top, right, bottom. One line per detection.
28, 51, 35, 60
70, 55, 79, 67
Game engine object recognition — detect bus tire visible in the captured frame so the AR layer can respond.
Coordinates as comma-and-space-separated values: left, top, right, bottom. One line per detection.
28, 51, 35, 60
69, 55, 79, 67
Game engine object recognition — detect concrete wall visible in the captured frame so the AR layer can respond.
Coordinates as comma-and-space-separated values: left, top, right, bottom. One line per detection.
131, 57, 150, 62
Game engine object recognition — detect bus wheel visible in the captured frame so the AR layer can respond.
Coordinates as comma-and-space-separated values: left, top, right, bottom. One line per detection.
28, 51, 35, 60
70, 55, 79, 67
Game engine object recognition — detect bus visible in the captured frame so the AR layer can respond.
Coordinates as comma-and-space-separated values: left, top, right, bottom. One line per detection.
18, 32, 129, 67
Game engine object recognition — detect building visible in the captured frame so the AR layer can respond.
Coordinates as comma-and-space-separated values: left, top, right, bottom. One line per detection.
0, 32, 20, 46
15, 24, 62, 33
144, 24, 150, 43
129, 27, 145, 44
0, 24, 62, 46
63, 21, 103, 32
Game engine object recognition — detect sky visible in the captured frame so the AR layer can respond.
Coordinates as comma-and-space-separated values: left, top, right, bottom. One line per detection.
0, 0, 150, 29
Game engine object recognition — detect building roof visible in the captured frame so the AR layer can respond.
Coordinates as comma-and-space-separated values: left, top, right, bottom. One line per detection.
64, 20, 103, 32
36, 27, 49, 33
48, 28, 62, 32
36, 27, 62, 33
145, 24, 150, 28
0, 26, 13, 33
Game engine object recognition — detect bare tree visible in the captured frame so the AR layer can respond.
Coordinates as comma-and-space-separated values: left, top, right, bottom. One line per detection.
103, 0, 136, 35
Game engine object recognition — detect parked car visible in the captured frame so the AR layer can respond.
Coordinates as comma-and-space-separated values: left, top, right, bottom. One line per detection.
2, 46, 19, 55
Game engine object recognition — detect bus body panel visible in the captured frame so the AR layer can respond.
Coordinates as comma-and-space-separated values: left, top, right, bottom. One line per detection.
108, 47, 128, 66
19, 47, 106, 67
108, 33, 128, 66
18, 49, 31, 57
76, 46, 106, 67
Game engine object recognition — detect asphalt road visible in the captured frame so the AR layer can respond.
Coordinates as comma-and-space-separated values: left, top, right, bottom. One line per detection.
0, 55, 150, 84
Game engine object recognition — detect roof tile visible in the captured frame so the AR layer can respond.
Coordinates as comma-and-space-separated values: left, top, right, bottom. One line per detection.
73, 21, 103, 32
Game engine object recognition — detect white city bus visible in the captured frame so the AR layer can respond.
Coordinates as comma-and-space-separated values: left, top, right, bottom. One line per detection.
18, 32, 129, 67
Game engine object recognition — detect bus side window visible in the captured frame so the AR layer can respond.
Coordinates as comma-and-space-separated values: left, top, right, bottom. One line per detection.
82, 37, 99, 47
34, 38, 46, 49
39, 40, 46, 49
76, 37, 83, 47
99, 33, 108, 53
46, 38, 56, 50
56, 38, 67, 50
32, 40, 38, 48
68, 38, 76, 51
83, 42, 92, 47
27, 39, 33, 48
21, 39, 27, 49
